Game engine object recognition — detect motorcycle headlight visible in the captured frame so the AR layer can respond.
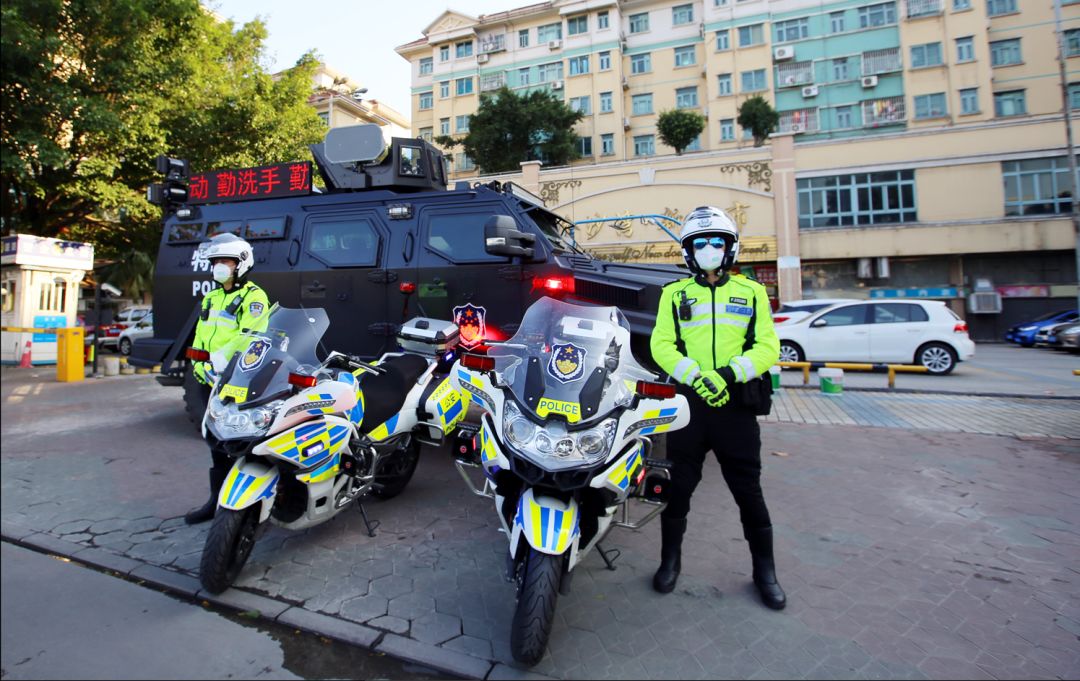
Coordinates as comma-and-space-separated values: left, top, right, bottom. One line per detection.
501, 401, 617, 471
209, 399, 284, 438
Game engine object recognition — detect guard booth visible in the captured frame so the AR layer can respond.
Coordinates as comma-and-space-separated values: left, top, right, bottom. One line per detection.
1, 234, 94, 365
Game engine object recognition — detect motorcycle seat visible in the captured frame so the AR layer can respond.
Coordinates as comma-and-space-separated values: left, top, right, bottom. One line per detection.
356, 354, 429, 434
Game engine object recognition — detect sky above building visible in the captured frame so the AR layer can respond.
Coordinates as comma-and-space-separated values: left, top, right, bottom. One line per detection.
206, 0, 514, 120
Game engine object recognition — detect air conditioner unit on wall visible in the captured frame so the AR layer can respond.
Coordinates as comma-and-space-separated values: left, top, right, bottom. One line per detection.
477, 54, 489, 63
801, 85, 819, 97
861, 75, 878, 88
774, 46, 795, 61
790, 123, 805, 133
967, 278, 1002, 314
622, 117, 631, 129
548, 39, 562, 50
551, 80, 564, 89
622, 77, 630, 90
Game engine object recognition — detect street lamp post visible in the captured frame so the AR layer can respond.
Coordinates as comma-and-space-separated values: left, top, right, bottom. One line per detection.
1053, 0, 1080, 311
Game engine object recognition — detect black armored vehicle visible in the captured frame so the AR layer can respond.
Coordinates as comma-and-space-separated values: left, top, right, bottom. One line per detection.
132, 124, 684, 417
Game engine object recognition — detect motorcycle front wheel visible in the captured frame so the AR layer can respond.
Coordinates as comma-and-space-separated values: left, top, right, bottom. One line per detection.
200, 506, 259, 594
370, 439, 420, 500
510, 548, 563, 666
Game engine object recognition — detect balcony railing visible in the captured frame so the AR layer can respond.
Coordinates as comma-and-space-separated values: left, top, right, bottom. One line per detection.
776, 61, 814, 88
778, 108, 820, 133
480, 34, 507, 53
862, 47, 902, 75
862, 96, 906, 127
906, 0, 943, 16
480, 73, 506, 92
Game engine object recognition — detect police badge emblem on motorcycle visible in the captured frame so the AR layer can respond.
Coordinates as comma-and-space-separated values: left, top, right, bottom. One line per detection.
239, 338, 271, 372
453, 303, 486, 349
548, 342, 587, 383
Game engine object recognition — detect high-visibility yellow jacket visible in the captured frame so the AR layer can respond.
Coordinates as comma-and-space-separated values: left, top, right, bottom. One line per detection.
651, 273, 779, 386
192, 281, 271, 384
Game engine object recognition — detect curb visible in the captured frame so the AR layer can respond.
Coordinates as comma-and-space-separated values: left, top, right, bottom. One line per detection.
777, 383, 1080, 401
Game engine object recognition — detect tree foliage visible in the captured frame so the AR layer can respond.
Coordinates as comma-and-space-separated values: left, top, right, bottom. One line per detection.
434, 86, 583, 173
0, 0, 326, 261
736, 95, 780, 147
656, 109, 706, 155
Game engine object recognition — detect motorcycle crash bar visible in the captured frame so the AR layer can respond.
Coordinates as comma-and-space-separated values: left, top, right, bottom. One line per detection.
636, 380, 677, 399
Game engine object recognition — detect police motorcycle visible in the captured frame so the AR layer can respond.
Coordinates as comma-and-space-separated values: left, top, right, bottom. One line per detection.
193, 304, 467, 594
451, 297, 690, 665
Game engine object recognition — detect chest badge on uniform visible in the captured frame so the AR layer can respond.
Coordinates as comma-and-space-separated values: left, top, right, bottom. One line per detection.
239, 338, 271, 372
453, 303, 486, 349
548, 342, 587, 383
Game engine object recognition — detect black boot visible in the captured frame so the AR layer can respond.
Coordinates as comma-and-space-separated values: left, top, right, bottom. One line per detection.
184, 467, 227, 525
653, 516, 687, 594
745, 525, 786, 610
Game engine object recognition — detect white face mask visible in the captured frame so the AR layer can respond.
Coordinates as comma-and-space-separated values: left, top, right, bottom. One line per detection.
694, 245, 725, 272
212, 263, 234, 284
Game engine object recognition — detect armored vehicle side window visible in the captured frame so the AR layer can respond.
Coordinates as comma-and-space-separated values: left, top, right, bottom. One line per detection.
426, 211, 510, 263
399, 146, 425, 177
168, 223, 203, 243
245, 216, 288, 240
207, 220, 243, 237
307, 218, 380, 267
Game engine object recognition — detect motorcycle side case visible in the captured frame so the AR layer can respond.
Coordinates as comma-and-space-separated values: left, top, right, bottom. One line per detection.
510, 488, 580, 557
219, 458, 279, 523
421, 374, 470, 440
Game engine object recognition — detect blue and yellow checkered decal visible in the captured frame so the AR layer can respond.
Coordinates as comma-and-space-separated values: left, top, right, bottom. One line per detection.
220, 468, 279, 509
336, 372, 366, 427
605, 442, 645, 492
623, 408, 679, 438
367, 414, 400, 442
456, 369, 493, 410
515, 493, 579, 554
264, 420, 349, 477
430, 376, 468, 432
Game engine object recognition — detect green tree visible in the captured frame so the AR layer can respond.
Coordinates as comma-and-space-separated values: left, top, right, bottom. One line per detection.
434, 86, 583, 173
736, 95, 780, 147
1, 0, 325, 261
656, 109, 706, 155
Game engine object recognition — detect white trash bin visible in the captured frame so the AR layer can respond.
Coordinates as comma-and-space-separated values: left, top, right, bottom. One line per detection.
103, 356, 121, 377
818, 367, 844, 395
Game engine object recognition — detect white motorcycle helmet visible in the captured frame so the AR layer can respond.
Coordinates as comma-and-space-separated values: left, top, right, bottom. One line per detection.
200, 233, 254, 280
679, 206, 740, 274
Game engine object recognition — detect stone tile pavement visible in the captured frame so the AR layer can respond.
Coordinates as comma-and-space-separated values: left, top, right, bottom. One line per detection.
2, 374, 1078, 679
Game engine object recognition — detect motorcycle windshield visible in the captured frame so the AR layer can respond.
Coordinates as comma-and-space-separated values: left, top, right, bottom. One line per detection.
214, 305, 330, 408
487, 297, 655, 426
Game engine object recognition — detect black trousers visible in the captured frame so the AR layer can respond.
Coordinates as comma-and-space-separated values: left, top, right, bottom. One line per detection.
198, 380, 231, 472
662, 385, 772, 530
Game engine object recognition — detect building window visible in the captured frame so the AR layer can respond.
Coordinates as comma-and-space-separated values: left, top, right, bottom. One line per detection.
796, 170, 916, 228
600, 91, 613, 112
774, 17, 809, 43
715, 0, 729, 5
631, 53, 652, 74
910, 42, 943, 68
913, 92, 947, 118
456, 41, 473, 58
835, 105, 853, 128
455, 114, 470, 132
419, 58, 433, 75
717, 73, 733, 95
993, 89, 1026, 116
440, 118, 450, 135
720, 118, 735, 141
956, 36, 975, 62
738, 23, 765, 46
576, 136, 593, 156
629, 12, 650, 33
1002, 157, 1076, 216
567, 15, 588, 35
601, 133, 615, 155
830, 11, 846, 32
440, 81, 450, 98
599, 51, 611, 70
632, 93, 654, 115
833, 57, 849, 81
716, 30, 730, 50
990, 39, 1021, 66
676, 86, 698, 108
954, 0, 971, 8
685, 135, 702, 151
1069, 83, 1080, 110
519, 29, 529, 48
741, 68, 767, 92
569, 95, 591, 114
537, 62, 563, 82
672, 4, 694, 25
440, 45, 450, 61
538, 23, 562, 43
858, 2, 897, 28
960, 87, 979, 114
633, 134, 655, 156
674, 45, 696, 67
419, 127, 433, 142
456, 153, 475, 171
569, 55, 590, 75
318, 111, 329, 126
986, 0, 1017, 15
456, 77, 474, 96
743, 125, 754, 140
1067, 29, 1080, 57
598, 11, 610, 29
418, 91, 433, 109
518, 68, 531, 86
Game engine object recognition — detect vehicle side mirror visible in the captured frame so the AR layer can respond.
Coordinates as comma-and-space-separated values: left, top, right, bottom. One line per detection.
484, 215, 535, 259
811, 318, 828, 328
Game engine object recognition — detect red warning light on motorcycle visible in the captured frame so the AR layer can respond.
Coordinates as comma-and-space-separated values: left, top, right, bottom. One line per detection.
186, 162, 313, 205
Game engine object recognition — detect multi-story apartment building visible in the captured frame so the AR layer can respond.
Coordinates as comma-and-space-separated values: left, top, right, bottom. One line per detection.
396, 1, 1079, 339
304, 63, 411, 138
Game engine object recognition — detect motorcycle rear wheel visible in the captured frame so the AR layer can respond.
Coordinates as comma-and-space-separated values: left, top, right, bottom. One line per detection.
510, 548, 562, 666
200, 506, 259, 594
370, 440, 420, 500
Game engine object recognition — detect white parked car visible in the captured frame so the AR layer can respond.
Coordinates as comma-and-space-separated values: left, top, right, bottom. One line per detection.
99, 305, 152, 350
776, 300, 975, 375
116, 313, 153, 356
772, 298, 858, 325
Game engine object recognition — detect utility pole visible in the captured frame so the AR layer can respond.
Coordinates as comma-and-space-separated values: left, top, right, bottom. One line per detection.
1053, 0, 1080, 311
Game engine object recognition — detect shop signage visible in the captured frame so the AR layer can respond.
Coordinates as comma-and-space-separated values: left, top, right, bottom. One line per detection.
1, 235, 94, 270
582, 236, 778, 265
996, 285, 1049, 298
870, 287, 959, 299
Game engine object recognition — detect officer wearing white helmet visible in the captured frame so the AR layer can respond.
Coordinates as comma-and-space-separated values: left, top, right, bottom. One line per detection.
649, 206, 785, 609
184, 232, 271, 524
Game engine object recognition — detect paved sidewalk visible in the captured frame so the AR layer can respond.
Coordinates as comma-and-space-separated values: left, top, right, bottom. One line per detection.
2, 374, 1078, 680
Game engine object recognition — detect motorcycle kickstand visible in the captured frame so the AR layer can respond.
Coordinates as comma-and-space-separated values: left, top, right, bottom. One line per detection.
357, 500, 380, 538
596, 543, 621, 571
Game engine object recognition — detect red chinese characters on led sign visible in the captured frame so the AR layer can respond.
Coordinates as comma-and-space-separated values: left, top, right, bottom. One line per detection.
186, 162, 312, 204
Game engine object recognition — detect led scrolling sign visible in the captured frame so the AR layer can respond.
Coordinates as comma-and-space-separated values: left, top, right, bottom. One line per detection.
186, 161, 313, 205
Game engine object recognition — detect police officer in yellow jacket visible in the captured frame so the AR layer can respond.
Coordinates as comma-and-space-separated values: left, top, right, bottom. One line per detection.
184, 233, 271, 525
650, 206, 786, 609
